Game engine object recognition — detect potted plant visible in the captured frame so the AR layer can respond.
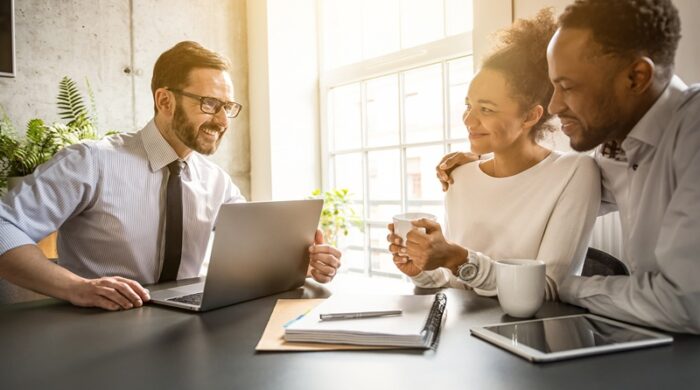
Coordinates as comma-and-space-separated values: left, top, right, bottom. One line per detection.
0, 76, 114, 258
310, 188, 362, 247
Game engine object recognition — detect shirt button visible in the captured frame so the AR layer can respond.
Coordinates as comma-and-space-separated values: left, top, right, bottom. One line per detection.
632, 164, 638, 171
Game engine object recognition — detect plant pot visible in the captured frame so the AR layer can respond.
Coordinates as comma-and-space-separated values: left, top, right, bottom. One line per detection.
7, 177, 59, 260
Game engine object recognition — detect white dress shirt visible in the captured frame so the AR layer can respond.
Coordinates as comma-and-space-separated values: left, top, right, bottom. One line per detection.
0, 120, 245, 284
412, 151, 601, 301
560, 77, 700, 334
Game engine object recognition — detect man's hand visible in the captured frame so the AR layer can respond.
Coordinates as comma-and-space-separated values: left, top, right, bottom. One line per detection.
308, 229, 342, 283
404, 219, 468, 273
0, 245, 150, 311
436, 151, 479, 191
386, 223, 422, 277
69, 276, 151, 311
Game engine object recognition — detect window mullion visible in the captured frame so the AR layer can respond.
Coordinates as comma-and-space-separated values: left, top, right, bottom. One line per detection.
442, 60, 450, 156
360, 81, 371, 276
399, 71, 407, 215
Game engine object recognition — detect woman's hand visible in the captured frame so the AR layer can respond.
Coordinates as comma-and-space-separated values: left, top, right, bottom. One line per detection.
386, 223, 422, 277
404, 219, 468, 274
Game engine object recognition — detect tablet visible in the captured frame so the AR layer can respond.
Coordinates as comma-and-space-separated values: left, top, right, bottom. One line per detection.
470, 314, 672, 362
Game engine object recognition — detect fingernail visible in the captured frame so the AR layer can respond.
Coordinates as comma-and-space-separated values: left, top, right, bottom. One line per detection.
394, 239, 401, 245
440, 163, 446, 169
399, 248, 406, 254
136, 300, 143, 306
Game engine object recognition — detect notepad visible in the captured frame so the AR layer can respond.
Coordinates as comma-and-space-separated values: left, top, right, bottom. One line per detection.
284, 293, 447, 349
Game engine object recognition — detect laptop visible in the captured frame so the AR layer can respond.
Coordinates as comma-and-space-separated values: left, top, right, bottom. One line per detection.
149, 199, 323, 312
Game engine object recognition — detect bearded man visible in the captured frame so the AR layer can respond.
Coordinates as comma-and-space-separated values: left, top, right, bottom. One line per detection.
0, 41, 341, 311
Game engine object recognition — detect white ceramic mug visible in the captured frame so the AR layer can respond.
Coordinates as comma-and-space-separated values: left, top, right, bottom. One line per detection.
496, 259, 545, 318
392, 212, 437, 243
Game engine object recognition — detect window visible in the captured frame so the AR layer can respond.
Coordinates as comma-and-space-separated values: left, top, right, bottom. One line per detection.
321, 0, 475, 276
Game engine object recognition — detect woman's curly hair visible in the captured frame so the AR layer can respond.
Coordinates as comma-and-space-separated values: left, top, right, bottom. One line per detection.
482, 8, 558, 141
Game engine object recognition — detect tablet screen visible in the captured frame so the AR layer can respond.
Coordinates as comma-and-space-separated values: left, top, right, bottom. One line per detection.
484, 315, 655, 353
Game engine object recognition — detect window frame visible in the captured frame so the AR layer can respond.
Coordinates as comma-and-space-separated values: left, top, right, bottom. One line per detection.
320, 34, 473, 276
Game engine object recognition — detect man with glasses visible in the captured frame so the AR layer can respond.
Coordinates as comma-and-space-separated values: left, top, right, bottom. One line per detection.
0, 41, 342, 311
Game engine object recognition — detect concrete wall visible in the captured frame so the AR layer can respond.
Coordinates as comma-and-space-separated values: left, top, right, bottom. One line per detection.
0, 0, 251, 198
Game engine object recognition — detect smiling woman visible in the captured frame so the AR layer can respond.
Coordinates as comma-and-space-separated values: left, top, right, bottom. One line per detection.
387, 8, 602, 303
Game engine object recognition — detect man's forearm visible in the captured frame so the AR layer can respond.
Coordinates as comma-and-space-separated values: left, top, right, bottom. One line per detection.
0, 244, 83, 302
560, 274, 700, 334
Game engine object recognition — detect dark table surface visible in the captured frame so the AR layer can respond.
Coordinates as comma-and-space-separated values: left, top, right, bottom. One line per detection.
1, 275, 698, 390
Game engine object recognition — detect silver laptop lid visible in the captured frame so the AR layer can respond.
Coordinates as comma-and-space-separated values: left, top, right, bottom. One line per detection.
199, 199, 323, 311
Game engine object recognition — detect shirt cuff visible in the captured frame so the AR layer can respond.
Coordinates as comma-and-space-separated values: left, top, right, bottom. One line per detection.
461, 249, 491, 290
0, 222, 36, 256
411, 271, 437, 288
559, 275, 586, 304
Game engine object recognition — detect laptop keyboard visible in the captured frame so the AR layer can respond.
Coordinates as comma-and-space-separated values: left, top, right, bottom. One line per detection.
167, 292, 203, 306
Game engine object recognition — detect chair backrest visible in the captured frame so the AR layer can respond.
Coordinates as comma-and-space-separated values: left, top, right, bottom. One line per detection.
582, 247, 629, 277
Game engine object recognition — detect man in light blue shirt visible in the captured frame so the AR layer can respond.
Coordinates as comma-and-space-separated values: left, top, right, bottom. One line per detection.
437, 0, 700, 333
0, 41, 342, 311
546, 0, 699, 334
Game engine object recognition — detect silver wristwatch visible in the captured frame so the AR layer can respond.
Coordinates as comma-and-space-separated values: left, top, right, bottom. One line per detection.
456, 251, 479, 282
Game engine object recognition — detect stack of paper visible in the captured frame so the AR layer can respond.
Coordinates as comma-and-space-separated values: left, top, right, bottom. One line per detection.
284, 293, 446, 348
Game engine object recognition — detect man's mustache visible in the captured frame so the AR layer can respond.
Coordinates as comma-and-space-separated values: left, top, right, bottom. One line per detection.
200, 123, 226, 133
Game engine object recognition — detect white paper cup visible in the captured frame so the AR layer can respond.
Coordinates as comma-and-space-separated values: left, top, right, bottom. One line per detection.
496, 259, 545, 318
391, 212, 438, 242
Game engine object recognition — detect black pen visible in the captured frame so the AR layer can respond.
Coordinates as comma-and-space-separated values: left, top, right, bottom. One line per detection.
319, 310, 402, 321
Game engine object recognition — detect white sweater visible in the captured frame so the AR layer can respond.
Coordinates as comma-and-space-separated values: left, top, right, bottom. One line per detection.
412, 151, 601, 300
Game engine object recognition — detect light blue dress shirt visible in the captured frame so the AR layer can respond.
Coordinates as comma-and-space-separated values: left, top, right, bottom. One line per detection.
560, 77, 700, 334
0, 120, 245, 284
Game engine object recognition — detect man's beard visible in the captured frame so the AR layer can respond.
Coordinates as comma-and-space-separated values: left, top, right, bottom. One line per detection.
171, 103, 226, 155
569, 92, 630, 152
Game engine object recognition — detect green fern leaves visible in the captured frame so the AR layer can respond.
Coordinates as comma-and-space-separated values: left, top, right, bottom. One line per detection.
57, 76, 89, 123
0, 76, 110, 191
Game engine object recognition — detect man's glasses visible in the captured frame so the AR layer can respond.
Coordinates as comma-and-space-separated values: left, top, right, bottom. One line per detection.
168, 88, 242, 118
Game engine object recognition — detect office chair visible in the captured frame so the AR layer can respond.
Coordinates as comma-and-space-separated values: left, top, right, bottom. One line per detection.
582, 247, 629, 277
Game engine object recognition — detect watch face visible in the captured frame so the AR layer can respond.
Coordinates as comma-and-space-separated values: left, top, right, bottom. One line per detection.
459, 263, 478, 281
